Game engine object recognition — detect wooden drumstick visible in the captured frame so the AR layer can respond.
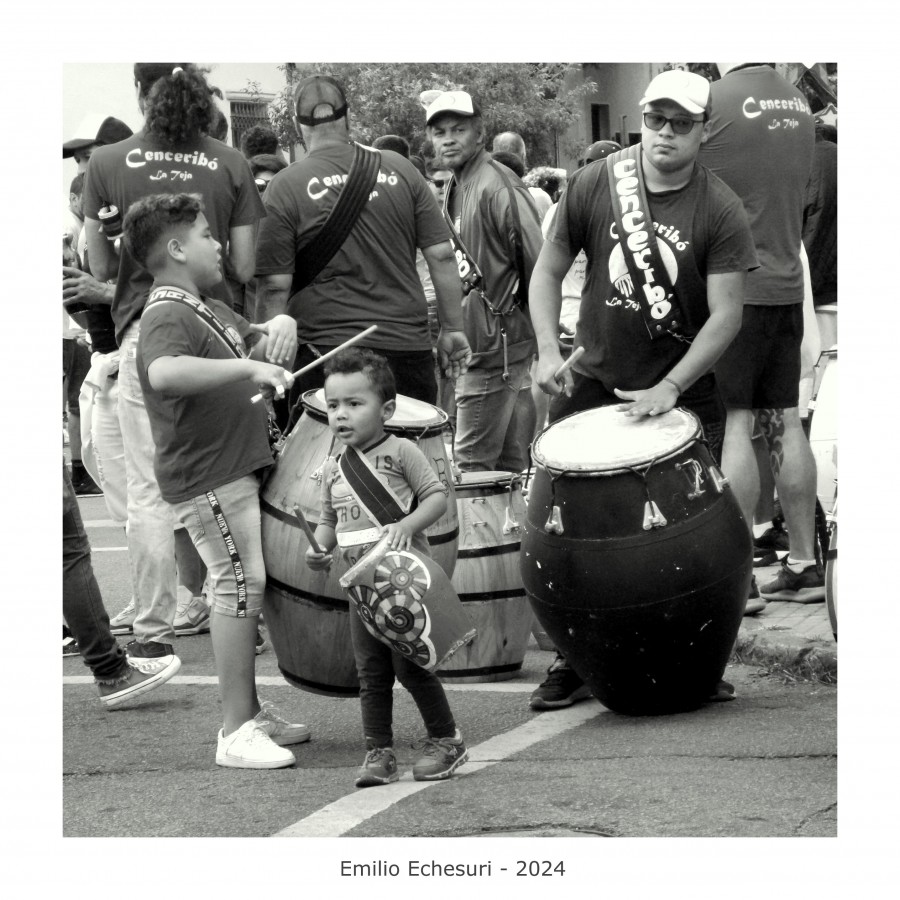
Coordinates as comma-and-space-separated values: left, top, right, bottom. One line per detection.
293, 503, 323, 554
553, 345, 584, 382
250, 324, 379, 404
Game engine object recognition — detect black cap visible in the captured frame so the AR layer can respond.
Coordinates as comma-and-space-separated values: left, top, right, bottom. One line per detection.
581, 140, 622, 165
294, 75, 348, 126
63, 116, 134, 158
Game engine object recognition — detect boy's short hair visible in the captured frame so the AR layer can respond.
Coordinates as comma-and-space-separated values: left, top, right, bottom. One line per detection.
323, 348, 396, 404
240, 124, 279, 158
70, 172, 85, 196
122, 192, 204, 269
490, 150, 525, 178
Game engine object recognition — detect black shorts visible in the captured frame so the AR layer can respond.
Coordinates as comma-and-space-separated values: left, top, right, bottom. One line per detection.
62, 338, 91, 413
716, 304, 803, 410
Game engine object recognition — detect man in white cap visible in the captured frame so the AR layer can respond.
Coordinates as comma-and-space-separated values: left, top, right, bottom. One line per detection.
698, 65, 820, 607
527, 69, 759, 710
426, 91, 543, 473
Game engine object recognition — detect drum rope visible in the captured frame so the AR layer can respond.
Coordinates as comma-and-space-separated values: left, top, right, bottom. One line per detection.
625, 458, 669, 530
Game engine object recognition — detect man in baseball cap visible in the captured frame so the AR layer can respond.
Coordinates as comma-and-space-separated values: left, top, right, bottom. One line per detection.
63, 115, 133, 172
579, 139, 622, 167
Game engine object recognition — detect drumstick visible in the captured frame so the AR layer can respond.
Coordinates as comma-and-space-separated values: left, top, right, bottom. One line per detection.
292, 503, 323, 554
250, 325, 379, 404
553, 345, 584, 382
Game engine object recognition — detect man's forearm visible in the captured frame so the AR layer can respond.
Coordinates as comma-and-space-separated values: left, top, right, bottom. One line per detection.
430, 262, 465, 331
257, 277, 292, 320
665, 310, 741, 393
529, 268, 565, 356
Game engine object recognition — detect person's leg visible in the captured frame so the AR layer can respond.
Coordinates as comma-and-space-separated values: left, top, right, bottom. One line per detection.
85, 363, 128, 523
383, 349, 437, 405
174, 525, 207, 596
498, 361, 536, 473
116, 323, 179, 649
62, 463, 128, 681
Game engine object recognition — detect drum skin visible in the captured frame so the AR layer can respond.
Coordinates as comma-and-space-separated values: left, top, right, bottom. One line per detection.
521, 412, 752, 715
261, 392, 459, 697
438, 472, 534, 683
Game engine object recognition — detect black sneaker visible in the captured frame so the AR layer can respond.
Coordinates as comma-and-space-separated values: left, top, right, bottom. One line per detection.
759, 560, 826, 602
753, 523, 789, 567
530, 655, 592, 710
71, 469, 103, 497
63, 636, 81, 658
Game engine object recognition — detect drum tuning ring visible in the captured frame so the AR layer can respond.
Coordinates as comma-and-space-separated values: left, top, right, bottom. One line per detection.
676, 459, 706, 499
544, 505, 564, 534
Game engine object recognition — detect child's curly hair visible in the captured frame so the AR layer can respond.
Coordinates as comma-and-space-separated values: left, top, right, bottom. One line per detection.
134, 63, 221, 147
324, 348, 396, 404
122, 192, 204, 269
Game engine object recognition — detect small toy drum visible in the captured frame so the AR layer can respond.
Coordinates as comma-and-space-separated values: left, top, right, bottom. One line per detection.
340, 534, 476, 670
521, 405, 751, 715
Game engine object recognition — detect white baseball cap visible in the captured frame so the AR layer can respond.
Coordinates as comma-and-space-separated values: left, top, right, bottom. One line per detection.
639, 70, 710, 115
424, 91, 482, 126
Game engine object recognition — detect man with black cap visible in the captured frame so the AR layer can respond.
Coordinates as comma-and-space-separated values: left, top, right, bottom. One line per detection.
426, 91, 543, 474
579, 139, 622, 168
64, 114, 134, 173
527, 69, 758, 710
255, 74, 471, 412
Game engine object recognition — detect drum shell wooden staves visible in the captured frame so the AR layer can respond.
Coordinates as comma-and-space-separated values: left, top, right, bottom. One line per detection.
521, 409, 751, 716
437, 472, 533, 682
261, 392, 459, 696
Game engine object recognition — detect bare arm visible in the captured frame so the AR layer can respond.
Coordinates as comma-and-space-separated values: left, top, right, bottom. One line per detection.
382, 491, 448, 552
226, 223, 258, 285
84, 218, 117, 283
529, 240, 578, 396
255, 272, 297, 366
615, 270, 746, 418
146, 355, 293, 397
421, 240, 472, 379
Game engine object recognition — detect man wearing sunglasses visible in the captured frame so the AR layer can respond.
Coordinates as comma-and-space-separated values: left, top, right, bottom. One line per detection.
527, 69, 758, 710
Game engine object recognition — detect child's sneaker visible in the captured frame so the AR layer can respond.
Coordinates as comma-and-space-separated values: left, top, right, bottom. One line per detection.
759, 560, 826, 602
255, 699, 311, 745
216, 720, 296, 769
355, 747, 399, 787
412, 730, 468, 781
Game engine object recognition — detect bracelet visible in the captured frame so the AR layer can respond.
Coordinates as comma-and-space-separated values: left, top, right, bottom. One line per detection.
662, 376, 683, 395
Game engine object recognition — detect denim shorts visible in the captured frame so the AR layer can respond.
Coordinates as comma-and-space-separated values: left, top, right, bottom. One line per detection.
170, 474, 266, 618
716, 304, 804, 410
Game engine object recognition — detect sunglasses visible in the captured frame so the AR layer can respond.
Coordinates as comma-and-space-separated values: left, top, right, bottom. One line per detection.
254, 178, 270, 193
429, 178, 450, 189
642, 112, 704, 135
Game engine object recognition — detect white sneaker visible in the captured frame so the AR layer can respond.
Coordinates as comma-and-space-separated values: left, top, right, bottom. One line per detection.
174, 593, 211, 635
109, 598, 137, 635
216, 720, 296, 769
255, 700, 311, 746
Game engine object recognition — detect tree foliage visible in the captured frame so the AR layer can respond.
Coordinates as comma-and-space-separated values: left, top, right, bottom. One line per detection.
267, 63, 594, 166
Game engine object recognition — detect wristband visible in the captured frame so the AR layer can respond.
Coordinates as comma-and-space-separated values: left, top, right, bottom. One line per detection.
662, 376, 683, 395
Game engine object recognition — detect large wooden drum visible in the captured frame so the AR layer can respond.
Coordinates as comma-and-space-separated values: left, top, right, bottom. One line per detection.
261, 390, 459, 696
521, 406, 751, 715
438, 471, 534, 682
809, 347, 837, 515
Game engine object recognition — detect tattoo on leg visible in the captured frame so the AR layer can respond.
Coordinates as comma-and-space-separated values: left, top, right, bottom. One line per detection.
757, 408, 785, 477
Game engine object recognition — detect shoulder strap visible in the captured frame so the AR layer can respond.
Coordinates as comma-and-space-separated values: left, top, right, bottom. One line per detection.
487, 159, 528, 307
440, 184, 485, 298
145, 286, 245, 358
605, 145, 691, 343
292, 143, 382, 294
337, 445, 409, 526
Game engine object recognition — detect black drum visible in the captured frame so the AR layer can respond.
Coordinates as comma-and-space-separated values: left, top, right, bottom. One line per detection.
521, 406, 752, 715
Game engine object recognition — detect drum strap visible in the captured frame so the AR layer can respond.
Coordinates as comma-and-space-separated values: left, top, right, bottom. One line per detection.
605, 145, 691, 344
337, 445, 410, 528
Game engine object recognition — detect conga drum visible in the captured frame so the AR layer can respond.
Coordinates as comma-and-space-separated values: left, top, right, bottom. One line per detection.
438, 472, 534, 682
340, 534, 476, 670
808, 347, 838, 515
260, 390, 459, 696
825, 500, 837, 641
521, 406, 752, 715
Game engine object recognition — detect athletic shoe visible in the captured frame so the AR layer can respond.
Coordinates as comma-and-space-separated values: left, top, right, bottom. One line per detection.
255, 699, 311, 746
744, 576, 766, 616
63, 636, 80, 658
216, 720, 296, 769
529, 654, 592, 710
109, 598, 136, 635
71, 469, 103, 496
255, 628, 268, 655
753, 523, 790, 567
355, 747, 399, 788
125, 639, 180, 675
412, 730, 469, 781
759, 560, 826, 603
707, 679, 736, 702
97, 655, 181, 709
173, 593, 211, 635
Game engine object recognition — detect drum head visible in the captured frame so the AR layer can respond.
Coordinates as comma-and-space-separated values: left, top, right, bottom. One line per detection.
533, 406, 700, 473
305, 389, 446, 431
456, 470, 519, 489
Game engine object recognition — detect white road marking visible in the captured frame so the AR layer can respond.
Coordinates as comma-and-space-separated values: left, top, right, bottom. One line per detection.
90, 546, 128, 552
272, 702, 603, 837
63, 676, 539, 692
84, 520, 123, 528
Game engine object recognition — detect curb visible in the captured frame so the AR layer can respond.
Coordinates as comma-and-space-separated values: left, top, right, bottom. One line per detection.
731, 630, 837, 683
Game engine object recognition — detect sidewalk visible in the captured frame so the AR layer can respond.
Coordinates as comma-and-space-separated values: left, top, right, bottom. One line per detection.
733, 560, 837, 682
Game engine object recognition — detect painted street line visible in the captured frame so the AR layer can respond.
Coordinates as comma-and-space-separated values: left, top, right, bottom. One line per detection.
84, 520, 122, 528
272, 701, 604, 837
90, 547, 128, 552
63, 675, 539, 692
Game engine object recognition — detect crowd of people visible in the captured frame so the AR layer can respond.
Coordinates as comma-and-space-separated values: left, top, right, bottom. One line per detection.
62, 63, 837, 784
